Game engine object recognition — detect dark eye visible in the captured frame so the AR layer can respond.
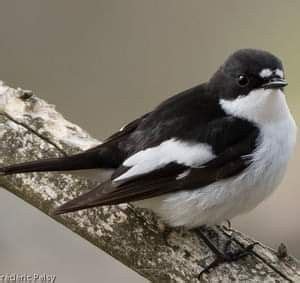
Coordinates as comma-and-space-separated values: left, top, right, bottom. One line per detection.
236, 74, 249, 87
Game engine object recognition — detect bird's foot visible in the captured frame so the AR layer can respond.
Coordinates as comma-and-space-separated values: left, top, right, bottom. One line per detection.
198, 241, 259, 278
196, 227, 259, 279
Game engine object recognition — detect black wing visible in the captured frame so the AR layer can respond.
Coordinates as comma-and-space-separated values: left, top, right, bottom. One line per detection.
54, 126, 259, 214
54, 84, 260, 214
0, 82, 260, 215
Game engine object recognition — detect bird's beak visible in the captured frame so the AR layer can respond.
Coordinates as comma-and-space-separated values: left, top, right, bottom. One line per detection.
262, 77, 288, 89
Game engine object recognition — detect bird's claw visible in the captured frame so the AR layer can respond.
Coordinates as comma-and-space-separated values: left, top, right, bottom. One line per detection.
198, 242, 259, 279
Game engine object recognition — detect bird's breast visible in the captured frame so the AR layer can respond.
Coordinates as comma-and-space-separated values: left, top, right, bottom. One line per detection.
241, 113, 297, 204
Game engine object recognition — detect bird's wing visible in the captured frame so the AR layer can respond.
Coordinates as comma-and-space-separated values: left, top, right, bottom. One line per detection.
54, 84, 261, 214
2, 83, 260, 216
54, 124, 259, 214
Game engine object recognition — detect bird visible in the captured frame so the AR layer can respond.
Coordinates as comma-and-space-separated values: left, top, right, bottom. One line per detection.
0, 48, 297, 274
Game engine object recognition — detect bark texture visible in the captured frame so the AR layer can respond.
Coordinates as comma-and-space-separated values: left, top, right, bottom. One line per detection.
0, 81, 299, 282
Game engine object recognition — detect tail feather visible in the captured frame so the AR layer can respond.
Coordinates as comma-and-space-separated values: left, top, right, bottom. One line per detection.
0, 150, 106, 176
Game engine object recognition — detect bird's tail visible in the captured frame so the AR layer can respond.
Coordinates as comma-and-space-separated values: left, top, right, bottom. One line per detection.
0, 148, 109, 176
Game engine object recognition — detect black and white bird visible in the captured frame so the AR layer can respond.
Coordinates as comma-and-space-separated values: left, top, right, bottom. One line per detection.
0, 49, 297, 266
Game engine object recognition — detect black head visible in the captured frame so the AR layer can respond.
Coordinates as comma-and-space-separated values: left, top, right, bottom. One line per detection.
209, 49, 287, 100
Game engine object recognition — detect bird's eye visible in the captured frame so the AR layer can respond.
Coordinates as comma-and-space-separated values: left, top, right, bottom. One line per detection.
236, 75, 249, 87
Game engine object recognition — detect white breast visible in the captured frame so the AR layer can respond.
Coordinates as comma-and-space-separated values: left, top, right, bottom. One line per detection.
135, 89, 297, 228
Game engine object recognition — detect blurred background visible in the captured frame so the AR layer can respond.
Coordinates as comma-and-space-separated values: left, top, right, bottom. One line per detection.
0, 1, 299, 282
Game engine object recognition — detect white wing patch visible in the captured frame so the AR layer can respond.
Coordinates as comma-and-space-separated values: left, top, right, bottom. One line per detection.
113, 138, 215, 182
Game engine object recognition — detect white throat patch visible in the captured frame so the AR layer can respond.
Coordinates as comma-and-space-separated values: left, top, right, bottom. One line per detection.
219, 89, 292, 125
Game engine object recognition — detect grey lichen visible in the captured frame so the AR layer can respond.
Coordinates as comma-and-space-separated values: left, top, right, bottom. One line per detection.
0, 81, 299, 282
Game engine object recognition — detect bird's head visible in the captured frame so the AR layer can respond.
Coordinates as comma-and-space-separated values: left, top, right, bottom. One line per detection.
209, 49, 290, 123
210, 49, 287, 99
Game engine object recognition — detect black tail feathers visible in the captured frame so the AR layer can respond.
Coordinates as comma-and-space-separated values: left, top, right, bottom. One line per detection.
0, 148, 111, 176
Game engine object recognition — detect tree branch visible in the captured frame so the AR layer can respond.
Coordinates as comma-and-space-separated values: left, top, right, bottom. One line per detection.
0, 81, 299, 282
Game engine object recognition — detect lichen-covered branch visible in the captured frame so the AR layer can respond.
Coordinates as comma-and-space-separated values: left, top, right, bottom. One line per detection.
0, 81, 299, 282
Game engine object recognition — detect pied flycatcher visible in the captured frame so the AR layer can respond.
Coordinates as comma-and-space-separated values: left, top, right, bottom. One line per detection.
0, 48, 297, 274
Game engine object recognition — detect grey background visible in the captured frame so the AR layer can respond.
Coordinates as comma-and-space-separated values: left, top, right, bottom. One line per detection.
0, 1, 299, 282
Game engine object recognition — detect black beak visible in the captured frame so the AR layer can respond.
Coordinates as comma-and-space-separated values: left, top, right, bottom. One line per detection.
262, 77, 288, 89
